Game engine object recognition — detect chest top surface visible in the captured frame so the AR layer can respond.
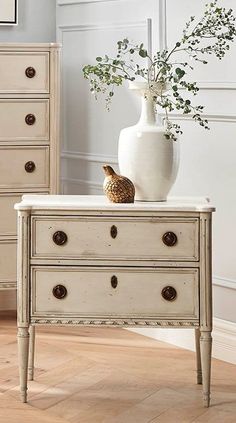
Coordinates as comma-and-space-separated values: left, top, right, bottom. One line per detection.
14, 195, 215, 213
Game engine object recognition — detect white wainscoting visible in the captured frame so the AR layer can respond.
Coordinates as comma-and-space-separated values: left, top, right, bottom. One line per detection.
129, 318, 236, 365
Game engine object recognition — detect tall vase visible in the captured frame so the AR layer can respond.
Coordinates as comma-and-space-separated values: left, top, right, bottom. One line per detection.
118, 81, 179, 201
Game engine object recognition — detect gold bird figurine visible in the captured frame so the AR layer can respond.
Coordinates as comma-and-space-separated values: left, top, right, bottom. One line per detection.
103, 165, 135, 203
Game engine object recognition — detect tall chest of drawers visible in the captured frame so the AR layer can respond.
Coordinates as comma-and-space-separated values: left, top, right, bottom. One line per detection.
0, 43, 60, 292
15, 195, 215, 407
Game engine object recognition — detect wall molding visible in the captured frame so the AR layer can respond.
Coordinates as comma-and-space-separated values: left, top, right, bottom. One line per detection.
213, 276, 236, 291
61, 177, 102, 189
213, 318, 236, 364
129, 317, 236, 364
58, 20, 148, 34
159, 0, 167, 51
197, 81, 236, 90
160, 113, 236, 123
58, 0, 120, 5
61, 150, 118, 164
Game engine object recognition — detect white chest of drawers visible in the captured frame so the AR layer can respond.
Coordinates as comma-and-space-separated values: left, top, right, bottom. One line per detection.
15, 195, 215, 407
0, 43, 60, 292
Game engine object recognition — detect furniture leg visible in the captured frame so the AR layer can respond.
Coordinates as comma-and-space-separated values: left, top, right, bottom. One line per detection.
28, 325, 35, 381
195, 328, 202, 384
17, 326, 29, 403
200, 329, 212, 407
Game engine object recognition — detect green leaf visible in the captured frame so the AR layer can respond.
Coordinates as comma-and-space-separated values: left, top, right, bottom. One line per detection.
96, 57, 102, 62
139, 49, 147, 58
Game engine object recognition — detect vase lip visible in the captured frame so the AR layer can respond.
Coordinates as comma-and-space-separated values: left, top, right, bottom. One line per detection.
129, 80, 170, 95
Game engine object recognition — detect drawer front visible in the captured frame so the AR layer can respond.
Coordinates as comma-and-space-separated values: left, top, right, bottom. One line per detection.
32, 217, 199, 261
0, 100, 49, 141
0, 242, 16, 283
0, 194, 22, 237
0, 146, 49, 190
31, 267, 199, 319
0, 52, 49, 93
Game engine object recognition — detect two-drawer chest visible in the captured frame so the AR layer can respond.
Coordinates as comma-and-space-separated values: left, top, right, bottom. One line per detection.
0, 43, 60, 293
15, 195, 215, 406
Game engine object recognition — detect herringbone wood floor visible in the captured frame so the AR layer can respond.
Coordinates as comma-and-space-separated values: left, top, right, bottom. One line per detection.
0, 311, 235, 423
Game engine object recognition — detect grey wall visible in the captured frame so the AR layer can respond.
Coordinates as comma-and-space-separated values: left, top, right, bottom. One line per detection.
0, 0, 56, 42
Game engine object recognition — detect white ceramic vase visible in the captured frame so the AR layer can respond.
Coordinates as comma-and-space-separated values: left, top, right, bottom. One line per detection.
118, 81, 180, 201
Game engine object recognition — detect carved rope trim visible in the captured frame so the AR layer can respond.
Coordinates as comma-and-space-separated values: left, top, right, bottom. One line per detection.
31, 318, 199, 327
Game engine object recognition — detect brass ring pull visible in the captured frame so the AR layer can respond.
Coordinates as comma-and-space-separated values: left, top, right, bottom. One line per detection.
162, 231, 177, 247
25, 67, 36, 78
111, 275, 118, 289
53, 285, 67, 299
161, 286, 177, 301
53, 231, 68, 246
110, 225, 117, 239
25, 161, 36, 173
25, 114, 36, 125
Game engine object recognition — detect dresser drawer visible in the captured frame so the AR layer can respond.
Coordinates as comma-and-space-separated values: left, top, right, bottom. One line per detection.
31, 216, 199, 261
0, 99, 49, 142
0, 241, 16, 283
0, 52, 49, 93
31, 267, 199, 320
0, 146, 49, 190
0, 194, 22, 237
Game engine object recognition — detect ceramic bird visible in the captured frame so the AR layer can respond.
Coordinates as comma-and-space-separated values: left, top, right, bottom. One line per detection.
103, 165, 135, 203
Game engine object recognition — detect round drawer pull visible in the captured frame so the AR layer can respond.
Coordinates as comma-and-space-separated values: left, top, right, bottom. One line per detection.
161, 286, 177, 301
25, 67, 36, 78
53, 231, 68, 246
25, 161, 36, 173
53, 285, 67, 299
110, 225, 117, 239
25, 114, 36, 125
162, 231, 177, 247
111, 275, 118, 289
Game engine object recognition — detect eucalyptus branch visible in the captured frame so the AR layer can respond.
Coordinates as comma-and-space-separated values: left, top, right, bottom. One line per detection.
82, 0, 236, 140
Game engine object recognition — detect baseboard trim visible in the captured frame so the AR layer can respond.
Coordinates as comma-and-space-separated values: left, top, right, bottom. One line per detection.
128, 317, 236, 365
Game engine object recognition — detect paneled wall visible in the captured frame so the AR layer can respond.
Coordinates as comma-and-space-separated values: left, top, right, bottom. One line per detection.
165, 0, 236, 323
57, 0, 236, 328
57, 0, 161, 193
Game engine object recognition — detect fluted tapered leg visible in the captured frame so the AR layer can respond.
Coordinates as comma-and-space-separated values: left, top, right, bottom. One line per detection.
28, 325, 35, 381
200, 329, 212, 407
17, 327, 29, 403
195, 328, 202, 384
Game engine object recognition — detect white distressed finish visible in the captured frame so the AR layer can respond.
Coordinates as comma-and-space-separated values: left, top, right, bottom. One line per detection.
0, 52, 49, 93
0, 43, 60, 294
31, 267, 199, 318
0, 146, 49, 190
0, 241, 17, 285
0, 194, 21, 236
31, 216, 199, 261
16, 195, 214, 406
0, 99, 49, 141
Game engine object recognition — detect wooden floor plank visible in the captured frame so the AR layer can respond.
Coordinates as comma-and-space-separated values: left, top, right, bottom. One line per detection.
0, 312, 236, 423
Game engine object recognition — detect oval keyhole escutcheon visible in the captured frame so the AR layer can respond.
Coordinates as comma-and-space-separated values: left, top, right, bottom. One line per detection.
111, 275, 118, 289
110, 225, 117, 239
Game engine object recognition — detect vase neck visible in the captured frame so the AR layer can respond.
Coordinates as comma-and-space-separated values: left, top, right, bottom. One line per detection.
138, 94, 156, 125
